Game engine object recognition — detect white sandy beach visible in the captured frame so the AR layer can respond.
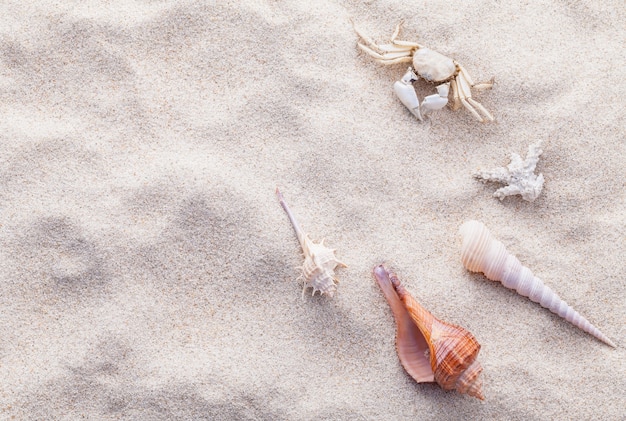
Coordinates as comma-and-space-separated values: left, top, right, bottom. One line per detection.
0, 1, 624, 419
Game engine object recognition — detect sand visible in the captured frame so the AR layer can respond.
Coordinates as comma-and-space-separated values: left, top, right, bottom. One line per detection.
1, 1, 624, 419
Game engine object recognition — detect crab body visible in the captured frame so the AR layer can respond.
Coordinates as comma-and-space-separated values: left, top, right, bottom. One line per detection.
412, 48, 457, 83
354, 22, 494, 122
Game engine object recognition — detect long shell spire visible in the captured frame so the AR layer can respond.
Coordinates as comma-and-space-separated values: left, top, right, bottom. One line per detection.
277, 188, 346, 297
276, 188, 307, 251
459, 220, 616, 347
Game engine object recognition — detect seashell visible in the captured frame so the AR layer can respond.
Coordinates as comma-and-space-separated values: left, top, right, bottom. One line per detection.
459, 220, 616, 347
373, 264, 485, 400
276, 188, 346, 297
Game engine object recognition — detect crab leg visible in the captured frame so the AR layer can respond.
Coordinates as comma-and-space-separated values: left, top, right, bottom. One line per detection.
374, 44, 415, 53
356, 38, 415, 65
467, 98, 494, 121
390, 22, 423, 48
457, 66, 494, 120
457, 64, 493, 121
391, 21, 402, 41
373, 56, 415, 65
358, 39, 415, 54
353, 25, 410, 52
472, 81, 495, 91
459, 65, 494, 90
456, 74, 494, 122
357, 43, 413, 62
455, 78, 484, 122
457, 64, 475, 86
354, 22, 421, 62
393, 39, 423, 48
450, 79, 461, 110
352, 24, 380, 49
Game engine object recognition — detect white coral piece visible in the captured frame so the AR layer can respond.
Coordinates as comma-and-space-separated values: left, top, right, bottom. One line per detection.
474, 140, 544, 201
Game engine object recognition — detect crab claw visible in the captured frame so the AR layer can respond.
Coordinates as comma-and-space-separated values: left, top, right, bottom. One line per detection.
394, 69, 450, 121
393, 67, 423, 120
420, 82, 449, 116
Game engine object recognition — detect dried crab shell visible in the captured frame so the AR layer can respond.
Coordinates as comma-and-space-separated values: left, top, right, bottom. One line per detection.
374, 264, 485, 400
277, 188, 346, 297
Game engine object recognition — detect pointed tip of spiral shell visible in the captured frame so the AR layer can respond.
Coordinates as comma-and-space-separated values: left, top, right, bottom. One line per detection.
604, 338, 617, 348
455, 359, 485, 400
593, 332, 616, 348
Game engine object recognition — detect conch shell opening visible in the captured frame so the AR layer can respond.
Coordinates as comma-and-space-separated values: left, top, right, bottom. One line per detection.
459, 220, 616, 348
373, 264, 485, 400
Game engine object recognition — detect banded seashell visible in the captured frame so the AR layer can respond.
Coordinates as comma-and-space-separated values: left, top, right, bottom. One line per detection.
459, 220, 616, 347
276, 188, 346, 297
374, 264, 485, 400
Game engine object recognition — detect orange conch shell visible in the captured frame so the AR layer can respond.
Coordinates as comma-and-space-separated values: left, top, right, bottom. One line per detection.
277, 188, 347, 297
373, 264, 485, 400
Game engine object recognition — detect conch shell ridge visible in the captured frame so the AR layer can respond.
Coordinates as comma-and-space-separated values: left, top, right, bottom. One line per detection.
459, 220, 616, 347
373, 264, 485, 400
276, 188, 346, 297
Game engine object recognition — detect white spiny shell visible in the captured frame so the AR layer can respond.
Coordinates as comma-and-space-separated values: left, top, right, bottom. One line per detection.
298, 236, 346, 297
277, 189, 346, 297
459, 220, 616, 347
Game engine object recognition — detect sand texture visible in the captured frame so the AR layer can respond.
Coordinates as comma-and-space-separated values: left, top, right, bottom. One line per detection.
1, 1, 625, 419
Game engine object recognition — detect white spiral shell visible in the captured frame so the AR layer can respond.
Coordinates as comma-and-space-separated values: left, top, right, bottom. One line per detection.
277, 188, 346, 297
459, 220, 615, 347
